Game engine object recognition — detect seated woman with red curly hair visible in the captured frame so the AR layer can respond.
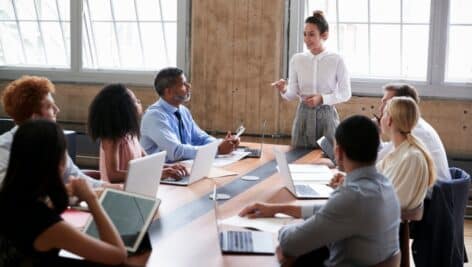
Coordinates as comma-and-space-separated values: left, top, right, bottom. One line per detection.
0, 75, 104, 188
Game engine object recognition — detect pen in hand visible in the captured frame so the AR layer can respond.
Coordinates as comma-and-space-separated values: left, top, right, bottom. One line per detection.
372, 112, 381, 125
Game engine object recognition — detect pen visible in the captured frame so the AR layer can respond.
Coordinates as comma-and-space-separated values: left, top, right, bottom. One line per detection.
372, 112, 381, 124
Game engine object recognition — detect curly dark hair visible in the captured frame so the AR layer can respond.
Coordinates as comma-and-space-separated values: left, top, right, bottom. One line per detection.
88, 83, 140, 141
2, 76, 55, 124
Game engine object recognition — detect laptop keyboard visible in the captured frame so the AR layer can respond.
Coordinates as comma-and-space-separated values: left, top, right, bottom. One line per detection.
295, 184, 318, 196
245, 148, 261, 157
161, 176, 189, 184
221, 231, 253, 252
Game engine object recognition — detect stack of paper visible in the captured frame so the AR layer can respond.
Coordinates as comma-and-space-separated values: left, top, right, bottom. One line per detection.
213, 150, 250, 167
179, 150, 250, 168
219, 214, 298, 234
288, 164, 334, 183
207, 167, 238, 178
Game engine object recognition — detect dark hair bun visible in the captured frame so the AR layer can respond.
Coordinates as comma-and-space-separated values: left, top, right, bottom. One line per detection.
306, 10, 329, 34
313, 10, 325, 18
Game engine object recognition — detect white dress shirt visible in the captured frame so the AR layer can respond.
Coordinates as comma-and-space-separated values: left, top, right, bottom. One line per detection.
378, 118, 451, 180
377, 140, 430, 210
282, 50, 351, 106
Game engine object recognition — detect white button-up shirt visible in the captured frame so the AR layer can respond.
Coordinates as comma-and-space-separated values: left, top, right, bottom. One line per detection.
377, 140, 430, 210
282, 50, 351, 106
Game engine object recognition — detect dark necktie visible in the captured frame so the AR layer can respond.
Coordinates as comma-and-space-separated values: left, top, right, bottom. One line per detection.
174, 110, 185, 144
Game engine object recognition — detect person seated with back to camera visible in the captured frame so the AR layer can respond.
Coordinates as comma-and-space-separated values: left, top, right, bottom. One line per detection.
332, 97, 436, 210
240, 115, 400, 267
375, 83, 450, 181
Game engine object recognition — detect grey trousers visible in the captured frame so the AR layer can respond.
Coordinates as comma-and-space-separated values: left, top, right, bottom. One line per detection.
291, 102, 339, 148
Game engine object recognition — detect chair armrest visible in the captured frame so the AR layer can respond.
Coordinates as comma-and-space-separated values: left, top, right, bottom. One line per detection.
82, 169, 101, 180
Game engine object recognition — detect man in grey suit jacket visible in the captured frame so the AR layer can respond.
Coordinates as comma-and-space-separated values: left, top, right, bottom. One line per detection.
240, 115, 401, 266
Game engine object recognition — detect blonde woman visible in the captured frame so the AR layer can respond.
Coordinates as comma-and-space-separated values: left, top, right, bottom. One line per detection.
377, 96, 436, 210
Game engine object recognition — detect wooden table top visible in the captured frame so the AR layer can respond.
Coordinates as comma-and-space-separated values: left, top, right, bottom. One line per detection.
65, 143, 328, 267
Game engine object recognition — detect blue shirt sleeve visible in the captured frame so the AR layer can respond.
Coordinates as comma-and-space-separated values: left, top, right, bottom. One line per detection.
64, 154, 104, 188
141, 108, 214, 162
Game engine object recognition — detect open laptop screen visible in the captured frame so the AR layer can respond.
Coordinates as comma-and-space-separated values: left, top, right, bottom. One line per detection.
84, 189, 160, 252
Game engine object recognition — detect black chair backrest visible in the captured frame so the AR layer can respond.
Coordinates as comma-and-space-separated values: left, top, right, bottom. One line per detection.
0, 118, 15, 134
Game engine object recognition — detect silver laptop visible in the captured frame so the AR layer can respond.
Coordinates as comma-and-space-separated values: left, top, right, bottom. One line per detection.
273, 148, 333, 199
161, 141, 219, 186
241, 120, 266, 158
212, 186, 274, 255
83, 189, 160, 253
124, 151, 166, 198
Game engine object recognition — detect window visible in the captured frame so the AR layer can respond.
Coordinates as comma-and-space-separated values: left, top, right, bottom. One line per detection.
0, 0, 70, 67
446, 0, 472, 82
288, 0, 472, 98
82, 0, 177, 70
0, 0, 188, 84
303, 0, 430, 80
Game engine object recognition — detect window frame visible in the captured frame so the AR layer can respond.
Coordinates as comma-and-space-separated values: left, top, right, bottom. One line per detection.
287, 0, 472, 100
0, 0, 190, 86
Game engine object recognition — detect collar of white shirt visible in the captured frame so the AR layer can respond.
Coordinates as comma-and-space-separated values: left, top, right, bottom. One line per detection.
306, 49, 330, 61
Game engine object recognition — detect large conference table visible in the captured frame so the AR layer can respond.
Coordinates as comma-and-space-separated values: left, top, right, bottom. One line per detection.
62, 142, 328, 267
121, 142, 328, 267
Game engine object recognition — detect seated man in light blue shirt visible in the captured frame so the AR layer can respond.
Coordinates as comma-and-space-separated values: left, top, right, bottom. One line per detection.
240, 115, 400, 266
141, 67, 238, 162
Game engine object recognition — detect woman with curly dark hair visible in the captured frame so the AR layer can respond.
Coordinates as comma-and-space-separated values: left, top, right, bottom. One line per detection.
88, 84, 187, 183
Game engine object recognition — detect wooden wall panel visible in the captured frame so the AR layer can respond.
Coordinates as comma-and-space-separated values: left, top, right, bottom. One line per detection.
189, 0, 208, 129
244, 0, 263, 134
213, 0, 235, 131
232, 0, 249, 131
420, 100, 471, 157
278, 98, 298, 135
0, 81, 157, 129
190, 0, 284, 134
259, 0, 284, 134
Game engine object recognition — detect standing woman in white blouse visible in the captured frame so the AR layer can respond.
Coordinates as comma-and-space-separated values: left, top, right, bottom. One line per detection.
272, 11, 351, 147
